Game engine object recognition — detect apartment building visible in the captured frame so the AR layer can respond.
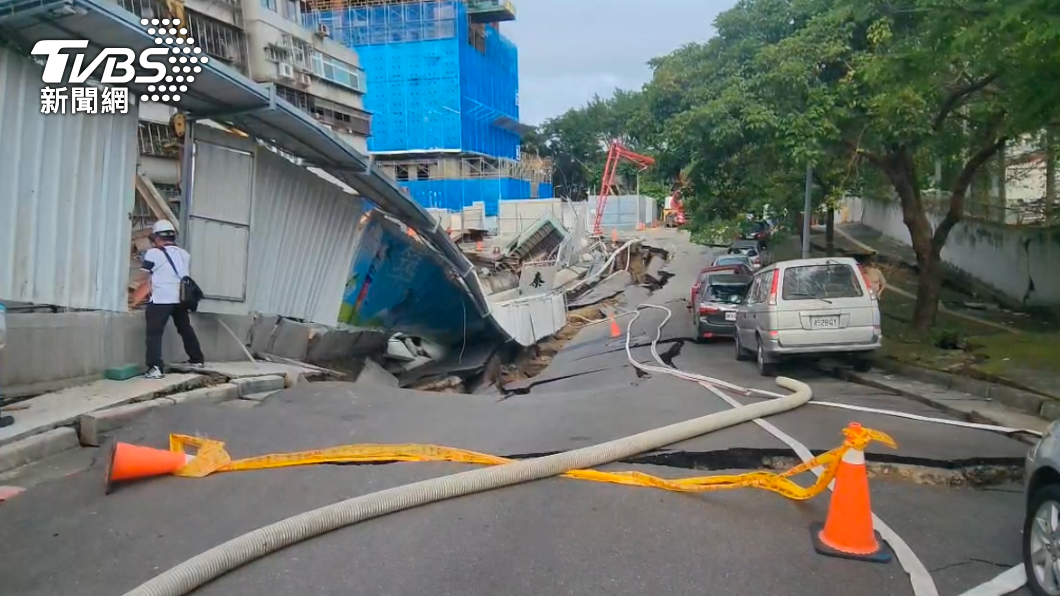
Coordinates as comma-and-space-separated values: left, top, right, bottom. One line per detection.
117, 0, 371, 223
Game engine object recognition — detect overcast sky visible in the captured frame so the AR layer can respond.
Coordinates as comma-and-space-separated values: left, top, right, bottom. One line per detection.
506, 0, 736, 124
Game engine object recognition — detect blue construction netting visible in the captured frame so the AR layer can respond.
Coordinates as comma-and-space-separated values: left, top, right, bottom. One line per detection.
307, 0, 521, 157
400, 178, 554, 216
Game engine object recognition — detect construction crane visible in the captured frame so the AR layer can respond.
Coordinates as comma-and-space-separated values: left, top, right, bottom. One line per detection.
593, 140, 655, 236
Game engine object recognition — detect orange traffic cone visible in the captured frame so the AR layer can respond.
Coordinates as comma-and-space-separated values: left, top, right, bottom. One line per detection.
811, 423, 892, 563
636, 222, 645, 231
611, 229, 619, 242
105, 442, 193, 494
475, 241, 484, 252
609, 316, 621, 338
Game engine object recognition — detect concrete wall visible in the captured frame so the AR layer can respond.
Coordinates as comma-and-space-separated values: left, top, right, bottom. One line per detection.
0, 311, 386, 399
842, 196, 1060, 306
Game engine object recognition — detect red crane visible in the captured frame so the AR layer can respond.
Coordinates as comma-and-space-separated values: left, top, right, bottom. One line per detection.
593, 140, 655, 236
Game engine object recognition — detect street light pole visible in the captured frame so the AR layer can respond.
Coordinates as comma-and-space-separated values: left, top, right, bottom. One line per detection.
802, 162, 813, 259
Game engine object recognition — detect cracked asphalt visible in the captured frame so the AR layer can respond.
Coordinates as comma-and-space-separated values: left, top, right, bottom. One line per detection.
0, 230, 1033, 596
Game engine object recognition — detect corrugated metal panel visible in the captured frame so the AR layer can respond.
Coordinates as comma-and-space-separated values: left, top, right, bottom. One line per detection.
187, 219, 249, 301
192, 142, 254, 226
247, 148, 365, 325
491, 291, 567, 346
0, 47, 137, 312
188, 135, 254, 304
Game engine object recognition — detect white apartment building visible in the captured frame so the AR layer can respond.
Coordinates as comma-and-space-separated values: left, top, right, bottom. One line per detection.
116, 0, 370, 224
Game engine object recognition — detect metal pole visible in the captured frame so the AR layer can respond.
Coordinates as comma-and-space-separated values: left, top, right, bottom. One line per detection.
802, 162, 813, 259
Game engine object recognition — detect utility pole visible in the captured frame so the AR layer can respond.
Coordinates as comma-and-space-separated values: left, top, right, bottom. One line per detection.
802, 162, 813, 259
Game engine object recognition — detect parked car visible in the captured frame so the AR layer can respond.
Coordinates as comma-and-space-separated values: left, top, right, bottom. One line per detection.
741, 220, 773, 245
688, 264, 753, 310
694, 274, 753, 341
733, 257, 881, 376
1025, 423, 1060, 596
711, 254, 755, 271
727, 239, 769, 271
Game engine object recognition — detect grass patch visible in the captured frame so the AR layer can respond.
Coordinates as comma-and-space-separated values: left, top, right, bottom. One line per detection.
971, 333, 1060, 376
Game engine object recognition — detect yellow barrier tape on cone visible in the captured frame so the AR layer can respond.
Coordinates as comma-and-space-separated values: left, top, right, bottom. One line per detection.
166, 425, 896, 502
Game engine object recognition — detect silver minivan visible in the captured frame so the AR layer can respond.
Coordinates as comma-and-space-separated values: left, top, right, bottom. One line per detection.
733, 257, 882, 376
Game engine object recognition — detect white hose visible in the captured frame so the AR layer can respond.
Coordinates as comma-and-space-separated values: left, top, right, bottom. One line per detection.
628, 303, 939, 596
122, 367, 812, 596
629, 304, 1040, 439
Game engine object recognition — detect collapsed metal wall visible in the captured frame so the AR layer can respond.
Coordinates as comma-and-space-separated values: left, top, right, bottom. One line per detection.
0, 47, 138, 311
188, 126, 365, 325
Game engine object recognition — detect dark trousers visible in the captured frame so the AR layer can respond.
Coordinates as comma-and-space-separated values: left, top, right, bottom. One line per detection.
145, 303, 204, 369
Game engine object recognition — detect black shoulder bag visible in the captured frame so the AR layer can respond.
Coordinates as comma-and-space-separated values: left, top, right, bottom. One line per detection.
159, 246, 205, 312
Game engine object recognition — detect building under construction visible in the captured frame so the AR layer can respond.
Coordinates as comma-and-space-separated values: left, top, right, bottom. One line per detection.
303, 0, 552, 216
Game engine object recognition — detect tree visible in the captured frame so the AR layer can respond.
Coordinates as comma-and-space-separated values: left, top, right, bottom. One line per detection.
752, 0, 1060, 329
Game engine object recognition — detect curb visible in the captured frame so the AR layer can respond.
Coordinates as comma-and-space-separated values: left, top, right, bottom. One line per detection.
2, 383, 241, 474
815, 362, 1048, 444
0, 428, 80, 474
871, 360, 1057, 420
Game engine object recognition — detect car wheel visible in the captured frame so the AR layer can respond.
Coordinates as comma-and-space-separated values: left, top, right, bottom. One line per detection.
756, 336, 778, 377
852, 357, 873, 373
734, 333, 750, 361
1024, 484, 1060, 596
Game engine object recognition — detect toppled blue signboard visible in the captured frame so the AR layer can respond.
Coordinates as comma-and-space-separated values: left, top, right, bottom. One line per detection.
339, 211, 487, 343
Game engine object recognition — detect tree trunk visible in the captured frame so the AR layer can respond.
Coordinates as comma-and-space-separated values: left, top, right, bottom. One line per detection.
884, 149, 941, 330
825, 207, 835, 256
913, 249, 944, 330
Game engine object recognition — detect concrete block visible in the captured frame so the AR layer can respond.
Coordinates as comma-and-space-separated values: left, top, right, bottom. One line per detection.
1040, 400, 1060, 421
164, 383, 238, 405
240, 390, 280, 402
248, 315, 280, 356
357, 358, 399, 387
268, 319, 313, 360
881, 361, 954, 389
989, 385, 1047, 416
0, 428, 79, 473
78, 399, 172, 447
232, 375, 286, 397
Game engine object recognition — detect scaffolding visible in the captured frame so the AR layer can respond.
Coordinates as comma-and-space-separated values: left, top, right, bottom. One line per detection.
379, 155, 551, 185
305, 0, 514, 24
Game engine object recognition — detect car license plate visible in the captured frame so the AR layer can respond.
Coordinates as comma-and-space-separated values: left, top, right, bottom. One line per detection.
812, 316, 840, 329
725, 312, 737, 321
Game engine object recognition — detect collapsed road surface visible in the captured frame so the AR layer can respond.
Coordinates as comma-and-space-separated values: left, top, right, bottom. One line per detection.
0, 229, 1033, 596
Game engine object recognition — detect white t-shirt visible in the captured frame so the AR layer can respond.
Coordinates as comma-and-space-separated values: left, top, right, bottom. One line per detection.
142, 245, 191, 305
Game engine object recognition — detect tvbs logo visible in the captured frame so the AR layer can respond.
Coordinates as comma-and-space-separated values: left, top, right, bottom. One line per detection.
31, 18, 208, 106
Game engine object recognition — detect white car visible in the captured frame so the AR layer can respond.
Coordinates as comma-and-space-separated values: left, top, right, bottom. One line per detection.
733, 257, 882, 376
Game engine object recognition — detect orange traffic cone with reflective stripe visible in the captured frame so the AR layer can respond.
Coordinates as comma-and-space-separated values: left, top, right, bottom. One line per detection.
811, 422, 892, 563
105, 442, 194, 494
609, 316, 621, 338
611, 229, 619, 243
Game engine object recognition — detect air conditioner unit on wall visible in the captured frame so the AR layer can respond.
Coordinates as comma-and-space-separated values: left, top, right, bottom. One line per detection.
315, 23, 329, 38
297, 73, 312, 87
278, 62, 295, 80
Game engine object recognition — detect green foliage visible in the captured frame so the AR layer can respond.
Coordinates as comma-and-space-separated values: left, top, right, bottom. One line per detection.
531, 0, 1060, 329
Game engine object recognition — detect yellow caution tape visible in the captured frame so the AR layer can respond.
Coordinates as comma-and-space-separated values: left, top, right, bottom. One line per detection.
169, 423, 896, 502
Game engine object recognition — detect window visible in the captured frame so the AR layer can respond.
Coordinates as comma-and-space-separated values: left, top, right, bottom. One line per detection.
261, 0, 276, 10
705, 284, 748, 304
714, 256, 749, 267
416, 164, 430, 180
746, 277, 763, 305
395, 165, 410, 182
781, 264, 863, 301
311, 52, 366, 93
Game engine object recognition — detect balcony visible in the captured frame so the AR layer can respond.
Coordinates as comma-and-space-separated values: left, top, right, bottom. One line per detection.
467, 0, 515, 23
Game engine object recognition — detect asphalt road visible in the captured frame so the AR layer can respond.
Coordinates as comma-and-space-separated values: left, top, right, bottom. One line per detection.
0, 230, 1033, 596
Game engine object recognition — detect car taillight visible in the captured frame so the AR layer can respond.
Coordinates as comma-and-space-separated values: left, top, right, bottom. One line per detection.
699, 304, 718, 315
768, 272, 779, 306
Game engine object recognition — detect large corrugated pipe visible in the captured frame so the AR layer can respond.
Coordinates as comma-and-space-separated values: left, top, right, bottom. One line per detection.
122, 376, 812, 596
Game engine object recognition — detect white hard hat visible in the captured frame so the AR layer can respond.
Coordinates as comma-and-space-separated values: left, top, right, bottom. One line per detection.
152, 220, 176, 235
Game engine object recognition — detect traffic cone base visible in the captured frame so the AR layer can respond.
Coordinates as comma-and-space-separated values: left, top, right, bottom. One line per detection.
809, 429, 892, 564
811, 523, 892, 563
105, 442, 192, 494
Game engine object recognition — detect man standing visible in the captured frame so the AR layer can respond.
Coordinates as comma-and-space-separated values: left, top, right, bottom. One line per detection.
133, 220, 205, 379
